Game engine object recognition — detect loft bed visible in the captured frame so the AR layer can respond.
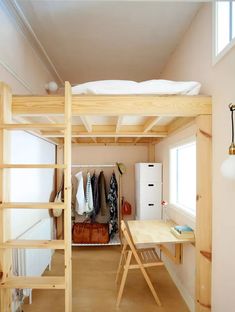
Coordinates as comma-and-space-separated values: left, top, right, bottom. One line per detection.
0, 81, 212, 312
11, 93, 211, 145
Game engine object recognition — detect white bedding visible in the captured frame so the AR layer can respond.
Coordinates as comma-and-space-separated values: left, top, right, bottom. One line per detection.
72, 79, 201, 95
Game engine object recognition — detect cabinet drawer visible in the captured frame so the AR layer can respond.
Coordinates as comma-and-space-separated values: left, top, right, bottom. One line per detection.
135, 163, 162, 182
140, 183, 162, 202
138, 202, 162, 220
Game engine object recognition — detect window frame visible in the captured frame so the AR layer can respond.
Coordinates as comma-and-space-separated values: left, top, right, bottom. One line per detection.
169, 136, 196, 219
213, 0, 235, 65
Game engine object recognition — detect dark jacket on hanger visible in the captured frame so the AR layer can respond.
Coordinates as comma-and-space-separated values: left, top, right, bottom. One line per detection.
108, 172, 118, 238
98, 171, 107, 216
91, 172, 99, 216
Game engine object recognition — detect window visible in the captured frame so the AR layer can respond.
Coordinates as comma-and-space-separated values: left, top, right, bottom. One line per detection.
170, 139, 196, 216
214, 0, 235, 61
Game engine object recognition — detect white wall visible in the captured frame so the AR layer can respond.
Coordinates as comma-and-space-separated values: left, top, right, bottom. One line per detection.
0, 2, 55, 94
9, 131, 55, 238
0, 4, 57, 237
159, 3, 235, 312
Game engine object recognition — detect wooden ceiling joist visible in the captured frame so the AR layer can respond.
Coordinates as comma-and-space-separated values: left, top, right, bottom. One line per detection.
134, 116, 163, 144
115, 116, 124, 143
80, 116, 92, 132
167, 117, 195, 134
12, 116, 61, 145
43, 131, 167, 138
142, 116, 162, 132
115, 116, 124, 132
12, 95, 212, 116
79, 116, 97, 143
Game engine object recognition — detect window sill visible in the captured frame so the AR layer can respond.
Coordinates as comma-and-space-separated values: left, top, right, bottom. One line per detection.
164, 204, 196, 230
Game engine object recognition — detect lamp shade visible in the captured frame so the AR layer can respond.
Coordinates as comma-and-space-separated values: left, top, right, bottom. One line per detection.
221, 155, 235, 180
45, 81, 58, 93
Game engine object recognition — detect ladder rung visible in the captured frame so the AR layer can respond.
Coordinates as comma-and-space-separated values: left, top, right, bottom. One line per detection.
0, 124, 66, 130
0, 276, 65, 289
0, 240, 65, 249
0, 164, 66, 169
0, 202, 65, 209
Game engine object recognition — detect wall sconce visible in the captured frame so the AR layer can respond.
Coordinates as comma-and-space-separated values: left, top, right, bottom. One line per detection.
221, 103, 235, 179
45, 81, 58, 93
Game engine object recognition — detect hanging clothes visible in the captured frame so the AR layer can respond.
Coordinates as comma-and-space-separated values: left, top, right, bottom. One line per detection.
85, 172, 94, 213
75, 171, 86, 215
91, 172, 99, 217
95, 171, 110, 224
107, 172, 118, 238
99, 171, 107, 216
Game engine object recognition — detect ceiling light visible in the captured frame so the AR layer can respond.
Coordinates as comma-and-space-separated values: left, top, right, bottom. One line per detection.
45, 81, 58, 93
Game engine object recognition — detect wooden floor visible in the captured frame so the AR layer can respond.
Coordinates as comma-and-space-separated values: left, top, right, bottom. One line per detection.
22, 247, 189, 312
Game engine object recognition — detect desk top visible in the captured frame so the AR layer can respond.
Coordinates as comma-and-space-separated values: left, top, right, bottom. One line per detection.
128, 220, 194, 248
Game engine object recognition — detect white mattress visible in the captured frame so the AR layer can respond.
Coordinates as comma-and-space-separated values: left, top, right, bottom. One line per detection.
72, 79, 201, 95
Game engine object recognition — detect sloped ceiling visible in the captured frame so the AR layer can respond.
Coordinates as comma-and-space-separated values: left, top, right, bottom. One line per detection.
16, 1, 201, 85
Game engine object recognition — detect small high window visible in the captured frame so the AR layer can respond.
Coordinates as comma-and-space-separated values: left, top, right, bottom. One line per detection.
214, 0, 235, 61
170, 139, 196, 216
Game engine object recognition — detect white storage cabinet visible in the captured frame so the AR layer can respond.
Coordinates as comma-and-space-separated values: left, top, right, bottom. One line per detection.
135, 163, 162, 220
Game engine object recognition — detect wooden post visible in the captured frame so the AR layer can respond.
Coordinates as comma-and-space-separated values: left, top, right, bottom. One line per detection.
64, 82, 72, 311
56, 144, 64, 239
148, 143, 155, 162
0, 82, 12, 311
195, 115, 212, 311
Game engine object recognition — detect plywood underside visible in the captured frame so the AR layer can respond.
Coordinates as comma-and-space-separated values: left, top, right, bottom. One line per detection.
11, 94, 211, 144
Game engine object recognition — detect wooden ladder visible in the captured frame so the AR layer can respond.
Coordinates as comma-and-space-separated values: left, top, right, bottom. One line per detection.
0, 82, 72, 311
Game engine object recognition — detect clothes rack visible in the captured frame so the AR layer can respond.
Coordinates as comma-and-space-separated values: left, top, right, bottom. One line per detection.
71, 163, 121, 247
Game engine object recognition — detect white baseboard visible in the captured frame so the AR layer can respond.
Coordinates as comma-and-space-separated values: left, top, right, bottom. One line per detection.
164, 260, 195, 312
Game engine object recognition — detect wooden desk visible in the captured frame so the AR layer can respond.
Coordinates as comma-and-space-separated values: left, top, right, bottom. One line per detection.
127, 220, 195, 264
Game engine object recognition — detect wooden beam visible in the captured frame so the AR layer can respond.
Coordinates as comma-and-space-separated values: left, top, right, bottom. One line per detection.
42, 125, 167, 134
0, 240, 65, 249
12, 95, 212, 116
64, 81, 72, 312
135, 116, 163, 143
115, 116, 124, 143
43, 131, 168, 138
12, 116, 61, 145
143, 117, 162, 132
195, 115, 212, 312
70, 142, 148, 146
0, 123, 66, 130
80, 116, 96, 143
0, 82, 12, 311
56, 145, 64, 240
116, 116, 124, 132
167, 117, 195, 135
0, 202, 65, 209
0, 276, 65, 290
80, 116, 92, 132
45, 116, 59, 124
148, 143, 155, 162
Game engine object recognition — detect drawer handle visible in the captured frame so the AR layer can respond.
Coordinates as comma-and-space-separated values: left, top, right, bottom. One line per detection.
148, 204, 154, 206
148, 184, 154, 187
148, 164, 154, 167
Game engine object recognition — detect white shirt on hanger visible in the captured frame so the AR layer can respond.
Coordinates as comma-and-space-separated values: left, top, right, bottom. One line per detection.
75, 171, 86, 215
85, 172, 94, 213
